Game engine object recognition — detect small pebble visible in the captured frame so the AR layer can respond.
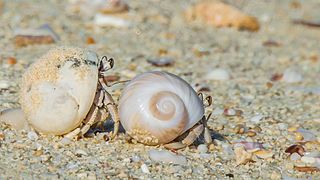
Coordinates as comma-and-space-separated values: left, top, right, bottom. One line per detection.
250, 115, 264, 123
246, 131, 257, 137
197, 144, 208, 153
234, 124, 246, 134
140, 164, 150, 174
94, 14, 130, 27
205, 68, 230, 81
285, 144, 305, 156
301, 156, 316, 164
234, 145, 253, 165
296, 128, 317, 141
0, 132, 4, 140
7, 57, 17, 65
147, 57, 175, 67
0, 81, 10, 89
290, 152, 301, 161
66, 162, 78, 170
33, 149, 43, 157
14, 24, 59, 47
60, 137, 72, 145
75, 149, 88, 156
277, 123, 288, 130
224, 108, 236, 116
149, 149, 187, 165
86, 36, 95, 44
282, 69, 303, 83
254, 150, 273, 159
304, 151, 320, 158
209, 144, 215, 151
27, 131, 38, 141
288, 126, 298, 132
294, 132, 304, 141
212, 108, 224, 115
131, 155, 141, 162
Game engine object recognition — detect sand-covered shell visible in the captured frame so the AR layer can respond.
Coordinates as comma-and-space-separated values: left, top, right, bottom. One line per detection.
119, 71, 204, 145
20, 47, 99, 135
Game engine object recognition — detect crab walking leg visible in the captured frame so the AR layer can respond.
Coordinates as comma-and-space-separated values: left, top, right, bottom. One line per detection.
181, 124, 204, 145
64, 128, 81, 140
204, 127, 212, 144
99, 78, 120, 139
63, 107, 99, 139
79, 89, 105, 135
202, 115, 212, 144
164, 124, 204, 150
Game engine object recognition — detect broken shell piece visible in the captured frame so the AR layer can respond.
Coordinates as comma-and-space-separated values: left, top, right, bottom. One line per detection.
234, 145, 253, 165
0, 108, 29, 131
296, 128, 317, 141
205, 68, 230, 81
94, 14, 130, 27
149, 149, 187, 165
234, 141, 264, 152
14, 24, 59, 47
282, 69, 303, 83
253, 150, 274, 159
0, 80, 10, 89
147, 57, 175, 67
301, 156, 316, 164
294, 166, 320, 173
99, 0, 129, 14
185, 1, 260, 31
285, 144, 305, 156
68, 0, 129, 16
290, 152, 301, 161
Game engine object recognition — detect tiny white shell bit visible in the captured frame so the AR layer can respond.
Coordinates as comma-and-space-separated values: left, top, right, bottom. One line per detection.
119, 71, 204, 145
20, 47, 99, 135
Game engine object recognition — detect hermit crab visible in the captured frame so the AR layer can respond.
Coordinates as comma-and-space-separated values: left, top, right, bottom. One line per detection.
1, 47, 119, 140
119, 71, 213, 149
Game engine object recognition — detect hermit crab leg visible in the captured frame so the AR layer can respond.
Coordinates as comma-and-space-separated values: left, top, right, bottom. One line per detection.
202, 94, 213, 144
203, 112, 212, 144
164, 124, 204, 150
63, 89, 105, 140
99, 78, 120, 139
79, 89, 105, 136
64, 128, 81, 140
164, 95, 213, 149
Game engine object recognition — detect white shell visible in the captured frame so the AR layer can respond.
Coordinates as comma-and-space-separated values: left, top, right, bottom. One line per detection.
119, 71, 204, 145
19, 47, 99, 135
0, 108, 29, 130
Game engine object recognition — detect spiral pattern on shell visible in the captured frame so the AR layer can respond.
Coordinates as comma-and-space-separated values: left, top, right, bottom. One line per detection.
119, 71, 204, 145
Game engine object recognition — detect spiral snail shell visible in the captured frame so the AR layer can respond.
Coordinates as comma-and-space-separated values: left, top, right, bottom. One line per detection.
119, 71, 204, 145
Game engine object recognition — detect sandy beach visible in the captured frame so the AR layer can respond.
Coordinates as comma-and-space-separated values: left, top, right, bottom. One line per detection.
0, 0, 320, 179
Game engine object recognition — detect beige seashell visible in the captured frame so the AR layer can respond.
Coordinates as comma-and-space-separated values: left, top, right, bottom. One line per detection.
0, 108, 29, 130
185, 1, 260, 31
119, 71, 204, 145
19, 47, 99, 135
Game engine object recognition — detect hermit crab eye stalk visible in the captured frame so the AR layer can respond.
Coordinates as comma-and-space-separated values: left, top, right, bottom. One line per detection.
99, 56, 114, 76
108, 58, 114, 69
198, 92, 204, 102
198, 93, 212, 108
205, 96, 212, 107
